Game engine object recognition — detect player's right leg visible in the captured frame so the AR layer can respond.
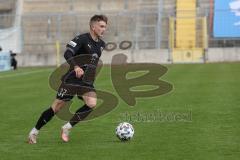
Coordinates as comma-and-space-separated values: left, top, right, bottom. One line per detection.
28, 99, 66, 144
28, 83, 74, 144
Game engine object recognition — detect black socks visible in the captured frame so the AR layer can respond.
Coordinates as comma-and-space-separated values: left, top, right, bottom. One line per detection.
70, 104, 93, 127
34, 104, 93, 130
35, 107, 55, 130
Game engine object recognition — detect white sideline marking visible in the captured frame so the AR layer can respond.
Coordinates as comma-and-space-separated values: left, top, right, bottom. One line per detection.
0, 69, 53, 79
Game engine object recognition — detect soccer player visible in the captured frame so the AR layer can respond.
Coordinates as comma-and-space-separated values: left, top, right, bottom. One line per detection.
28, 15, 108, 144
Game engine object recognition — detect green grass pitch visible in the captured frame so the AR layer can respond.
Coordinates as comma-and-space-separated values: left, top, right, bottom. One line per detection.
0, 63, 239, 160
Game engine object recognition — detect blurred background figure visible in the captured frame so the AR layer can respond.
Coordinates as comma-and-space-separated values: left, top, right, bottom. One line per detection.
10, 50, 17, 70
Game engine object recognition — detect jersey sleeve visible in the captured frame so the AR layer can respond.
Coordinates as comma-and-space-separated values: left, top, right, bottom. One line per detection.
66, 36, 82, 55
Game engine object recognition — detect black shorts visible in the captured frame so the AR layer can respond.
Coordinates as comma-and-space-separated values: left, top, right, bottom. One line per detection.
56, 82, 95, 101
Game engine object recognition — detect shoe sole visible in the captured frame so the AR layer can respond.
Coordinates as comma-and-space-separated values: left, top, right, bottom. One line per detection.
61, 129, 69, 142
28, 138, 36, 144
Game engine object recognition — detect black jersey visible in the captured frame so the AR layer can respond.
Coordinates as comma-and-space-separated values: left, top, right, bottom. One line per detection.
62, 33, 105, 85
66, 33, 105, 58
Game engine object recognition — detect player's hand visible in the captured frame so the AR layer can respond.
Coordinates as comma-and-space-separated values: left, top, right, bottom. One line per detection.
74, 66, 84, 78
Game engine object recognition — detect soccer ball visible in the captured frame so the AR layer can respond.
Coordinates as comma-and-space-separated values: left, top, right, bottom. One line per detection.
115, 122, 134, 141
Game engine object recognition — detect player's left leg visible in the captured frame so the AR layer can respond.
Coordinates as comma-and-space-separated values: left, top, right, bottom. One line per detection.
61, 91, 97, 142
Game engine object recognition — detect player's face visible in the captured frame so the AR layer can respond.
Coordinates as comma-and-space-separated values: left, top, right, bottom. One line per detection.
92, 21, 107, 37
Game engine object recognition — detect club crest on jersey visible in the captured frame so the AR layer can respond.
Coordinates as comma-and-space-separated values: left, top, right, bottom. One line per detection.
88, 44, 92, 49
68, 41, 77, 47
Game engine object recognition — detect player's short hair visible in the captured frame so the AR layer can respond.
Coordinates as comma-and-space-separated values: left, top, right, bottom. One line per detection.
90, 14, 108, 26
